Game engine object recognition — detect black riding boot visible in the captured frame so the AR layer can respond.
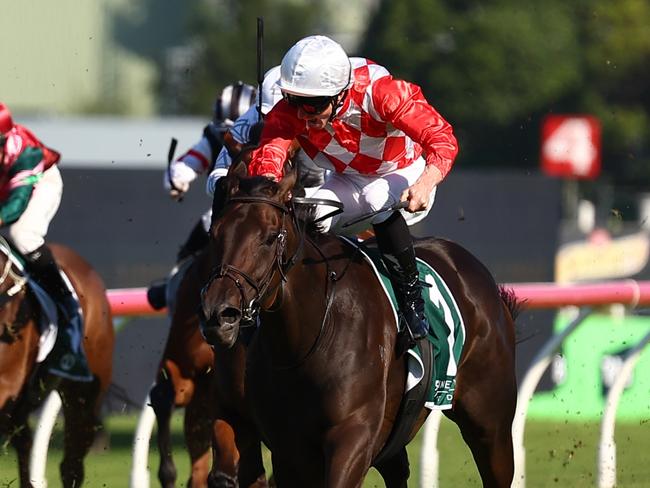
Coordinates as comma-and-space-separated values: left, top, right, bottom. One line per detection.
147, 218, 210, 310
374, 212, 429, 342
25, 245, 92, 382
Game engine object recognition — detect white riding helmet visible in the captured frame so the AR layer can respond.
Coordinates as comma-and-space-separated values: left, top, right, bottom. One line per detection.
278, 35, 352, 97
259, 66, 283, 114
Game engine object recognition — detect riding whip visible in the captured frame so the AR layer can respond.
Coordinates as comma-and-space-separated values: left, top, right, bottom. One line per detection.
166, 137, 184, 201
256, 17, 264, 118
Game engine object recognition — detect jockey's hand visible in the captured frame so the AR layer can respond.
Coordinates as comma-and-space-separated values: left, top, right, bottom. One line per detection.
168, 179, 189, 200
169, 188, 186, 201
400, 165, 443, 212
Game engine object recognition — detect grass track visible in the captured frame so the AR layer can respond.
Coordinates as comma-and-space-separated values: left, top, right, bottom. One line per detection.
1, 414, 649, 487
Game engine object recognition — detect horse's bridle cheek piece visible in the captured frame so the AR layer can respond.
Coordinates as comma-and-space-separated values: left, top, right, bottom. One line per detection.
203, 196, 298, 327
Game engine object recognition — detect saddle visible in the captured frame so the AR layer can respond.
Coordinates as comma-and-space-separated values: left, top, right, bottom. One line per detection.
339, 237, 466, 464
0, 238, 90, 381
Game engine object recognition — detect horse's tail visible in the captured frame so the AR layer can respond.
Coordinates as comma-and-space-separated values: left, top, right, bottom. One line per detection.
498, 285, 525, 320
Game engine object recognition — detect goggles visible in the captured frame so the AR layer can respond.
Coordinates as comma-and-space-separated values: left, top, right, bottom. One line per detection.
283, 93, 334, 115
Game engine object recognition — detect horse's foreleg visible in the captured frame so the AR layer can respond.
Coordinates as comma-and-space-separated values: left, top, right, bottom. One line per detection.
60, 382, 102, 488
150, 374, 178, 488
374, 447, 410, 488
207, 419, 239, 488
184, 375, 212, 488
233, 421, 267, 488
9, 412, 34, 488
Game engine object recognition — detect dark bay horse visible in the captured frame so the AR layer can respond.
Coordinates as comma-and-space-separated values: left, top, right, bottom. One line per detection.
0, 243, 114, 488
200, 164, 519, 487
151, 247, 269, 488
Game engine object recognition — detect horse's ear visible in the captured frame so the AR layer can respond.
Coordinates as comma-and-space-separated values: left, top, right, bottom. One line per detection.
278, 160, 297, 202
227, 159, 248, 178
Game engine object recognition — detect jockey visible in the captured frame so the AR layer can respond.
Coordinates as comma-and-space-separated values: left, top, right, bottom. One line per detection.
147, 82, 257, 309
0, 102, 92, 381
206, 66, 326, 199
247, 36, 459, 345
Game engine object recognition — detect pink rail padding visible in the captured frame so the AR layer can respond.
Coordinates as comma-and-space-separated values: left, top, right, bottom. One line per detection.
505, 280, 650, 309
105, 280, 650, 317
107, 287, 166, 317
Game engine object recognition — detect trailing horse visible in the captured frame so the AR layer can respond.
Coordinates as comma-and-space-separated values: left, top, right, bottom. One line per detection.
200, 162, 520, 487
151, 247, 269, 488
149, 249, 216, 488
0, 243, 113, 488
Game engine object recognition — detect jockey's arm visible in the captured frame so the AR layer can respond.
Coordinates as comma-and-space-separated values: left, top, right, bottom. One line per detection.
248, 102, 303, 181
0, 147, 42, 226
206, 106, 263, 196
372, 76, 459, 210
165, 134, 214, 197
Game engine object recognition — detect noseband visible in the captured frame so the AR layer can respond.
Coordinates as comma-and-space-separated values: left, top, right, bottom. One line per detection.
202, 196, 299, 327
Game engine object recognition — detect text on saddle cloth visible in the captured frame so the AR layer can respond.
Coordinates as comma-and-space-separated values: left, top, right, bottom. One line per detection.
339, 236, 466, 410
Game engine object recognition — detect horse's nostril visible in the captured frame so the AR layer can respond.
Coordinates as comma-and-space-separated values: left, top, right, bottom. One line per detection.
219, 307, 241, 325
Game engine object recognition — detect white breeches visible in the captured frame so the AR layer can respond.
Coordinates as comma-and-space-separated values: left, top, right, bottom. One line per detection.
312, 157, 437, 235
9, 166, 63, 254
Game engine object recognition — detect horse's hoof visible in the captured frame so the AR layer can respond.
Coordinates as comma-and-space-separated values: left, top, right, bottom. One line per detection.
207, 471, 238, 488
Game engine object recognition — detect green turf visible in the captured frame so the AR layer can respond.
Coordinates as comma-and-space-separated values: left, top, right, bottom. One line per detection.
1, 414, 649, 487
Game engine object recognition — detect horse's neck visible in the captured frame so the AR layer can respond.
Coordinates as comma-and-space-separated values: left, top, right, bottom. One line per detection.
258, 236, 346, 367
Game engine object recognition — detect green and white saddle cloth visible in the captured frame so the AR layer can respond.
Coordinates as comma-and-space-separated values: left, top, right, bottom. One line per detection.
342, 237, 466, 410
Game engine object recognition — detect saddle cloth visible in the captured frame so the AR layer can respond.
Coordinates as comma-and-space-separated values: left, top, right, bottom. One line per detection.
341, 237, 466, 410
0, 241, 83, 364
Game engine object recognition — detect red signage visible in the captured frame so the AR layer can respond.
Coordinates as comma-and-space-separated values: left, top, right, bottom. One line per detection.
541, 115, 601, 179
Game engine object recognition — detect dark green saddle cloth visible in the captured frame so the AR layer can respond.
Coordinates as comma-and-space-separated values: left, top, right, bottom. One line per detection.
344, 238, 466, 409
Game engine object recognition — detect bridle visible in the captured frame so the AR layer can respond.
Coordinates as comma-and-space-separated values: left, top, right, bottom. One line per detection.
201, 195, 301, 328
202, 193, 352, 368
0, 245, 27, 309
0, 244, 28, 340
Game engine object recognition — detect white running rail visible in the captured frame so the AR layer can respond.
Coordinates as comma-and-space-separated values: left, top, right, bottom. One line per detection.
419, 409, 442, 487
512, 307, 593, 488
597, 330, 650, 488
130, 393, 156, 488
29, 391, 62, 488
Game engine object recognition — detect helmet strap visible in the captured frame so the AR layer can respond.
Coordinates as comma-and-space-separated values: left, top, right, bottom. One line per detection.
329, 90, 348, 122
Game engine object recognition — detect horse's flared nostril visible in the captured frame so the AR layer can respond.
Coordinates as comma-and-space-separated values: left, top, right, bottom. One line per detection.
199, 306, 241, 348
219, 306, 242, 326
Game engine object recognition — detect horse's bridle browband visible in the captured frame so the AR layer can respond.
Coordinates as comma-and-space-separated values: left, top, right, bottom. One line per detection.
202, 195, 301, 327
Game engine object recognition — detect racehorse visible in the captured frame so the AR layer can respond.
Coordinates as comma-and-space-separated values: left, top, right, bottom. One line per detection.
0, 243, 114, 488
149, 248, 216, 488
200, 161, 520, 487
151, 247, 269, 488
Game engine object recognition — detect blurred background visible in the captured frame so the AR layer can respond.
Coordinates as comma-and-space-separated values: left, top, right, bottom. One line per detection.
2, 0, 650, 484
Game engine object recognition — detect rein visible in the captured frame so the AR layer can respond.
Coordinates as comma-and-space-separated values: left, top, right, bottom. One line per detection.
202, 195, 301, 328
204, 193, 341, 369
0, 246, 29, 340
